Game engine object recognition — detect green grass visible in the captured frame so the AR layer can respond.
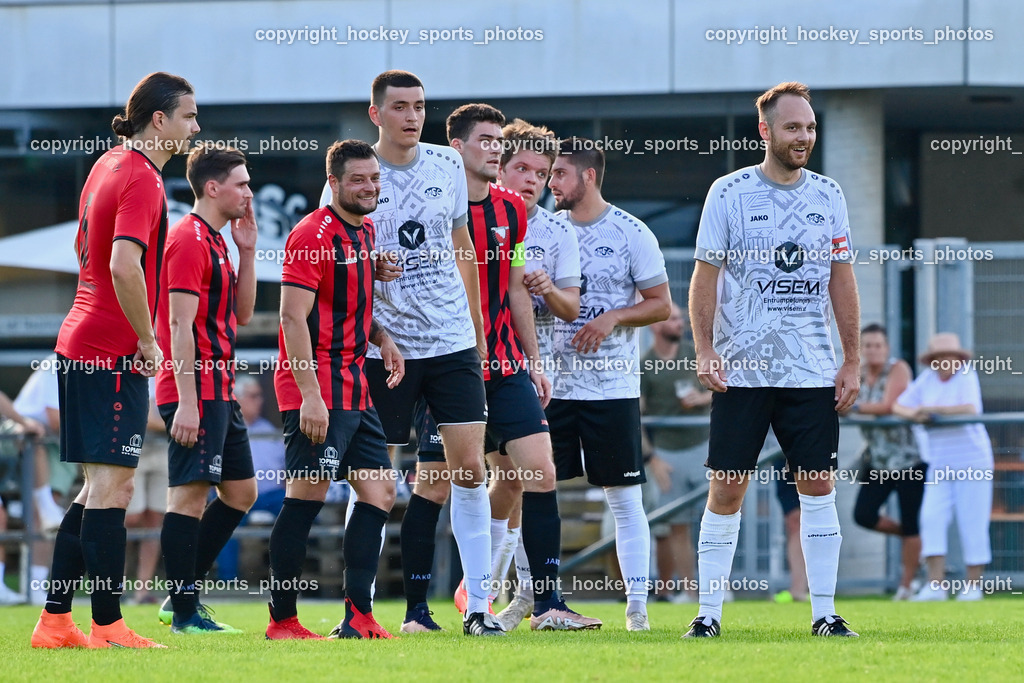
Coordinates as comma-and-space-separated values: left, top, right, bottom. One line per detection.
3, 598, 1023, 682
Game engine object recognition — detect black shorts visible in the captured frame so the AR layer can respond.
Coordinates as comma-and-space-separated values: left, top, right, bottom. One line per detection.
484, 370, 548, 455
853, 463, 926, 536
159, 400, 255, 487
281, 407, 391, 482
414, 399, 445, 464
57, 354, 148, 468
365, 347, 487, 445
708, 387, 838, 473
547, 398, 644, 487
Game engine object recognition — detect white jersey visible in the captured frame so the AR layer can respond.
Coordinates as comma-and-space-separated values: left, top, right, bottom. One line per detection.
14, 363, 59, 424
694, 165, 853, 388
551, 205, 668, 401
319, 143, 474, 359
524, 206, 581, 361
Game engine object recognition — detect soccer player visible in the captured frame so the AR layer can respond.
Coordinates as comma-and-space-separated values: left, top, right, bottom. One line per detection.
445, 104, 600, 631
492, 119, 583, 630
321, 71, 502, 637
268, 139, 402, 640
153, 144, 258, 634
683, 82, 861, 638
546, 137, 672, 631
30, 72, 198, 650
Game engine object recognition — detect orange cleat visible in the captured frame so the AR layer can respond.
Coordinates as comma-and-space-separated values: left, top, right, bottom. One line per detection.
88, 618, 167, 648
327, 599, 395, 639
265, 605, 325, 640
454, 579, 494, 615
30, 610, 88, 649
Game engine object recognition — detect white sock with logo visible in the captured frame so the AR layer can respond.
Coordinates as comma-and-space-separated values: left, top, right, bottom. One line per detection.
514, 533, 533, 601
604, 485, 650, 612
450, 482, 492, 615
488, 518, 509, 600
697, 507, 741, 623
799, 489, 842, 621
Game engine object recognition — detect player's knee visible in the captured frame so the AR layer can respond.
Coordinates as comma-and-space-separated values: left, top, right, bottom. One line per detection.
413, 478, 449, 505
223, 479, 258, 512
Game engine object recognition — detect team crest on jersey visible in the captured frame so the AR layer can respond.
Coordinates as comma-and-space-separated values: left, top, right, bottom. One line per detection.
806, 212, 825, 226
774, 242, 805, 273
491, 225, 510, 247
424, 187, 443, 198
595, 245, 615, 257
398, 220, 426, 250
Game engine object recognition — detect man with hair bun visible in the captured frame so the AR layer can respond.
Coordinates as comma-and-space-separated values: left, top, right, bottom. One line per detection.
31, 71, 198, 650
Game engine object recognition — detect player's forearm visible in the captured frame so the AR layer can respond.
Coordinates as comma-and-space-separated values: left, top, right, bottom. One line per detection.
169, 318, 198, 408
368, 317, 391, 348
688, 262, 720, 355
235, 248, 257, 326
607, 295, 671, 329
110, 256, 156, 346
455, 252, 486, 341
280, 312, 321, 402
829, 263, 861, 365
544, 286, 580, 323
509, 283, 542, 365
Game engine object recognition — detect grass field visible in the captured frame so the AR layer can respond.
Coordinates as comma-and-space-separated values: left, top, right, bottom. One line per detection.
2, 597, 1022, 681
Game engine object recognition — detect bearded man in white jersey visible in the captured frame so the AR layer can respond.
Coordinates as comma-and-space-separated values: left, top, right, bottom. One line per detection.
545, 137, 672, 631
319, 70, 501, 637
683, 81, 861, 639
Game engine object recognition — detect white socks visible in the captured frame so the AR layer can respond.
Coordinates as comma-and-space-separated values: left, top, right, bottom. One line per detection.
488, 521, 519, 602
514, 532, 533, 601
604, 485, 651, 610
450, 482, 492, 614
799, 489, 842, 621
697, 507, 741, 623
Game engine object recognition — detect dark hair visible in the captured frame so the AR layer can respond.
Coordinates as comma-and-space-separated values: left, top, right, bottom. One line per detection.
445, 103, 506, 143
326, 139, 377, 179
371, 70, 424, 107
755, 81, 812, 125
111, 72, 194, 138
861, 323, 888, 337
500, 118, 558, 169
186, 145, 247, 198
557, 137, 605, 189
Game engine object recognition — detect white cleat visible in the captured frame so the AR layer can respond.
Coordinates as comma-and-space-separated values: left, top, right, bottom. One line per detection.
625, 611, 650, 632
496, 595, 533, 632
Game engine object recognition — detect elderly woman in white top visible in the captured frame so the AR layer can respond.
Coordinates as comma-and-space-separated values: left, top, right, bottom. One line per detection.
892, 333, 994, 601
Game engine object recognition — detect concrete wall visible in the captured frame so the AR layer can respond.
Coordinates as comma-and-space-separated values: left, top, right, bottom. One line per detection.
0, 0, 1018, 108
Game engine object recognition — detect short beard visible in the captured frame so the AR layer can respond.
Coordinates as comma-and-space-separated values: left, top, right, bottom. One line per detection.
338, 196, 377, 217
554, 186, 584, 212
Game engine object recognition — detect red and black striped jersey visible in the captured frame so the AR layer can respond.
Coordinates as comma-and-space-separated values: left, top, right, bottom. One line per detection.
468, 183, 528, 380
56, 147, 167, 365
274, 205, 376, 411
155, 213, 238, 405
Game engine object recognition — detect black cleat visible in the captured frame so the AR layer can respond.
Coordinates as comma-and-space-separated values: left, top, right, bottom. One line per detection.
463, 611, 506, 637
812, 615, 859, 637
682, 615, 721, 638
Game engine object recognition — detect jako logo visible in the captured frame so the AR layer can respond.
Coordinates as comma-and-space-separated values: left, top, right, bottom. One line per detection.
750, 214, 769, 222
398, 220, 426, 250
595, 246, 614, 257
806, 212, 825, 225
424, 187, 443, 198
774, 242, 805, 273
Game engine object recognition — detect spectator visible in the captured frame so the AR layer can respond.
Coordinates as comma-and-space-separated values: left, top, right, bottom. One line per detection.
893, 333, 994, 601
640, 303, 711, 602
773, 462, 808, 602
0, 502, 23, 605
847, 324, 924, 600
215, 376, 285, 581
124, 382, 168, 604
6, 369, 68, 532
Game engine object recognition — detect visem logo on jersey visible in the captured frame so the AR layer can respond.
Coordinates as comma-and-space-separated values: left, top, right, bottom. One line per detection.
122, 433, 143, 457
424, 187, 443, 198
774, 242, 805, 273
398, 220, 426, 250
756, 279, 822, 295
